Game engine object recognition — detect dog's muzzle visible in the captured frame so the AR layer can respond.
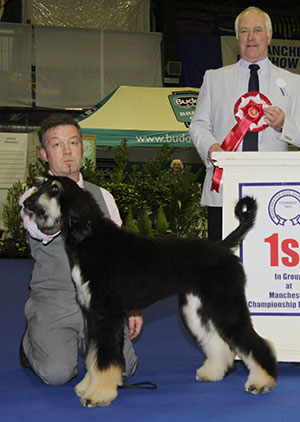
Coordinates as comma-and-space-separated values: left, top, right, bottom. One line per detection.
23, 196, 63, 236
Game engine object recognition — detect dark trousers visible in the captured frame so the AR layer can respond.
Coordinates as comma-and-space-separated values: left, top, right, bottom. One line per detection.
207, 206, 222, 242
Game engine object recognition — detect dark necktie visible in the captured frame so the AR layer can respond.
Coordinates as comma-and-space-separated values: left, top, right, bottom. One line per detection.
242, 64, 260, 151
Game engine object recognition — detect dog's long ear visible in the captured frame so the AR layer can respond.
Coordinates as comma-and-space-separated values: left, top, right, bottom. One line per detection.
66, 206, 93, 242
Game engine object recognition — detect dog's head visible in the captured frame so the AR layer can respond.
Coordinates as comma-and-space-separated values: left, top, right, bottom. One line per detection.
23, 176, 67, 235
23, 175, 105, 242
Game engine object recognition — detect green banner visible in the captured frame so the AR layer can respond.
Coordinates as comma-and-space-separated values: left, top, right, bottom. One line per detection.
81, 128, 193, 147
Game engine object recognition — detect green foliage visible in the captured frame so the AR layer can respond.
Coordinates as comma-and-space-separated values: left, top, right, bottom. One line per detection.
138, 208, 153, 237
105, 182, 144, 221
96, 140, 207, 238
26, 158, 48, 187
103, 140, 145, 220
129, 143, 174, 216
123, 206, 139, 234
165, 166, 206, 237
81, 158, 106, 186
110, 139, 129, 185
154, 205, 169, 235
1, 180, 27, 239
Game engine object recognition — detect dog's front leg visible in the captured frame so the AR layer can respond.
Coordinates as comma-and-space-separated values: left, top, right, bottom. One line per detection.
76, 316, 125, 407
79, 344, 123, 407
74, 370, 90, 398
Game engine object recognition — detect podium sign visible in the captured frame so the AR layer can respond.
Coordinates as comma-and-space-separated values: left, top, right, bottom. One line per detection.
213, 152, 300, 361
241, 182, 300, 316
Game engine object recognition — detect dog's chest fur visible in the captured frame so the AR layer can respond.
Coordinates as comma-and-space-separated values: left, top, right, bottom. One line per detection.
71, 264, 91, 309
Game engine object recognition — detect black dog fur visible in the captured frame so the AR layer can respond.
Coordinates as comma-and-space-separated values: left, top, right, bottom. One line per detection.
23, 175, 278, 407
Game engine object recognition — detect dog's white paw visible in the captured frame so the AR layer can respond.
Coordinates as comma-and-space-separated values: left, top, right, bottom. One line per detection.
75, 380, 87, 398
245, 375, 276, 394
196, 360, 228, 382
74, 373, 90, 398
244, 364, 276, 394
80, 387, 118, 407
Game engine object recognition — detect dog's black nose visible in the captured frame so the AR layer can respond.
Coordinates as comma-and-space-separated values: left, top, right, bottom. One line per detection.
23, 196, 35, 211
23, 197, 30, 209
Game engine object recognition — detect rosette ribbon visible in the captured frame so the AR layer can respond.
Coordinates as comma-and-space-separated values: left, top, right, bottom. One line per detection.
211, 92, 272, 192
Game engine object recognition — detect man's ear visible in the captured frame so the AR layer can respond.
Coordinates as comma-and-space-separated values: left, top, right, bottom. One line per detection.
268, 29, 273, 45
40, 148, 48, 162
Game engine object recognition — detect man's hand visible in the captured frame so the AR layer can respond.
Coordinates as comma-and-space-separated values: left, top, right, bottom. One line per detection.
264, 106, 285, 132
208, 143, 224, 164
128, 314, 143, 339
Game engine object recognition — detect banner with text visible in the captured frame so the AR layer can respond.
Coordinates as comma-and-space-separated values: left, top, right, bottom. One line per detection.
239, 182, 300, 316
221, 36, 300, 74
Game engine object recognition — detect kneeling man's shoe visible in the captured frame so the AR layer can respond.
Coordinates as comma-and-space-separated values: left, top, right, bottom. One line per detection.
19, 333, 31, 370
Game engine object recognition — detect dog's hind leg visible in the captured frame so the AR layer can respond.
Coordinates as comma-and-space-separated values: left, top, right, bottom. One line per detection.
233, 332, 277, 394
208, 290, 278, 394
180, 293, 236, 382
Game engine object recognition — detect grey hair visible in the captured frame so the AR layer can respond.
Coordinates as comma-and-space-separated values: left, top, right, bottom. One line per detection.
235, 7, 272, 39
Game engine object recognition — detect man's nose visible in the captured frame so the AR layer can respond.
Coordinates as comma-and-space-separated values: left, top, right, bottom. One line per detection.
63, 143, 71, 154
248, 30, 254, 39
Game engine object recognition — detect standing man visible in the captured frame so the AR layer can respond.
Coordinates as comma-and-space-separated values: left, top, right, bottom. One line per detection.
19, 114, 143, 385
190, 6, 300, 241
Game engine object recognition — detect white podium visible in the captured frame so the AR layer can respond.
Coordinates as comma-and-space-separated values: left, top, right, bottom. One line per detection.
213, 151, 300, 362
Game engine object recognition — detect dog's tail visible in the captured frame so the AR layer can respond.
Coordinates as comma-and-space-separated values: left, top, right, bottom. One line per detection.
221, 196, 257, 250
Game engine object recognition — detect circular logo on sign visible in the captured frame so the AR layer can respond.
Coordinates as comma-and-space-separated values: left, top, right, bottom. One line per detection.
268, 189, 300, 226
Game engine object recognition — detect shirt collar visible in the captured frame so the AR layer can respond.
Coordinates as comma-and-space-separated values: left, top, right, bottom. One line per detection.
240, 57, 269, 74
77, 172, 84, 188
48, 170, 84, 187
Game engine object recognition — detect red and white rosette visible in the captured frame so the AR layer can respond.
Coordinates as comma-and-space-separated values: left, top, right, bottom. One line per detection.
211, 92, 272, 192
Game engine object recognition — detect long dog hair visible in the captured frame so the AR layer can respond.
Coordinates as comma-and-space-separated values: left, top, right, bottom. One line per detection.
23, 175, 277, 407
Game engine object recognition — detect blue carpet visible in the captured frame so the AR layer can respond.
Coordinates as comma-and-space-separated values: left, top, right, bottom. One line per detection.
1, 258, 300, 421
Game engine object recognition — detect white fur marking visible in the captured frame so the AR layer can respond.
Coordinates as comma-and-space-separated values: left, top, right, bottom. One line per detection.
182, 293, 204, 342
38, 193, 61, 226
182, 293, 235, 381
71, 265, 91, 309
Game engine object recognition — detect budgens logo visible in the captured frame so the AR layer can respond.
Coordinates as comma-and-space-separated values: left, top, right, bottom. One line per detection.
173, 95, 198, 108
168, 90, 199, 125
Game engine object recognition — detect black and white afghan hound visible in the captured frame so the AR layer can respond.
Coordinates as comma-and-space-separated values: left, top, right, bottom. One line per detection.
23, 175, 277, 407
